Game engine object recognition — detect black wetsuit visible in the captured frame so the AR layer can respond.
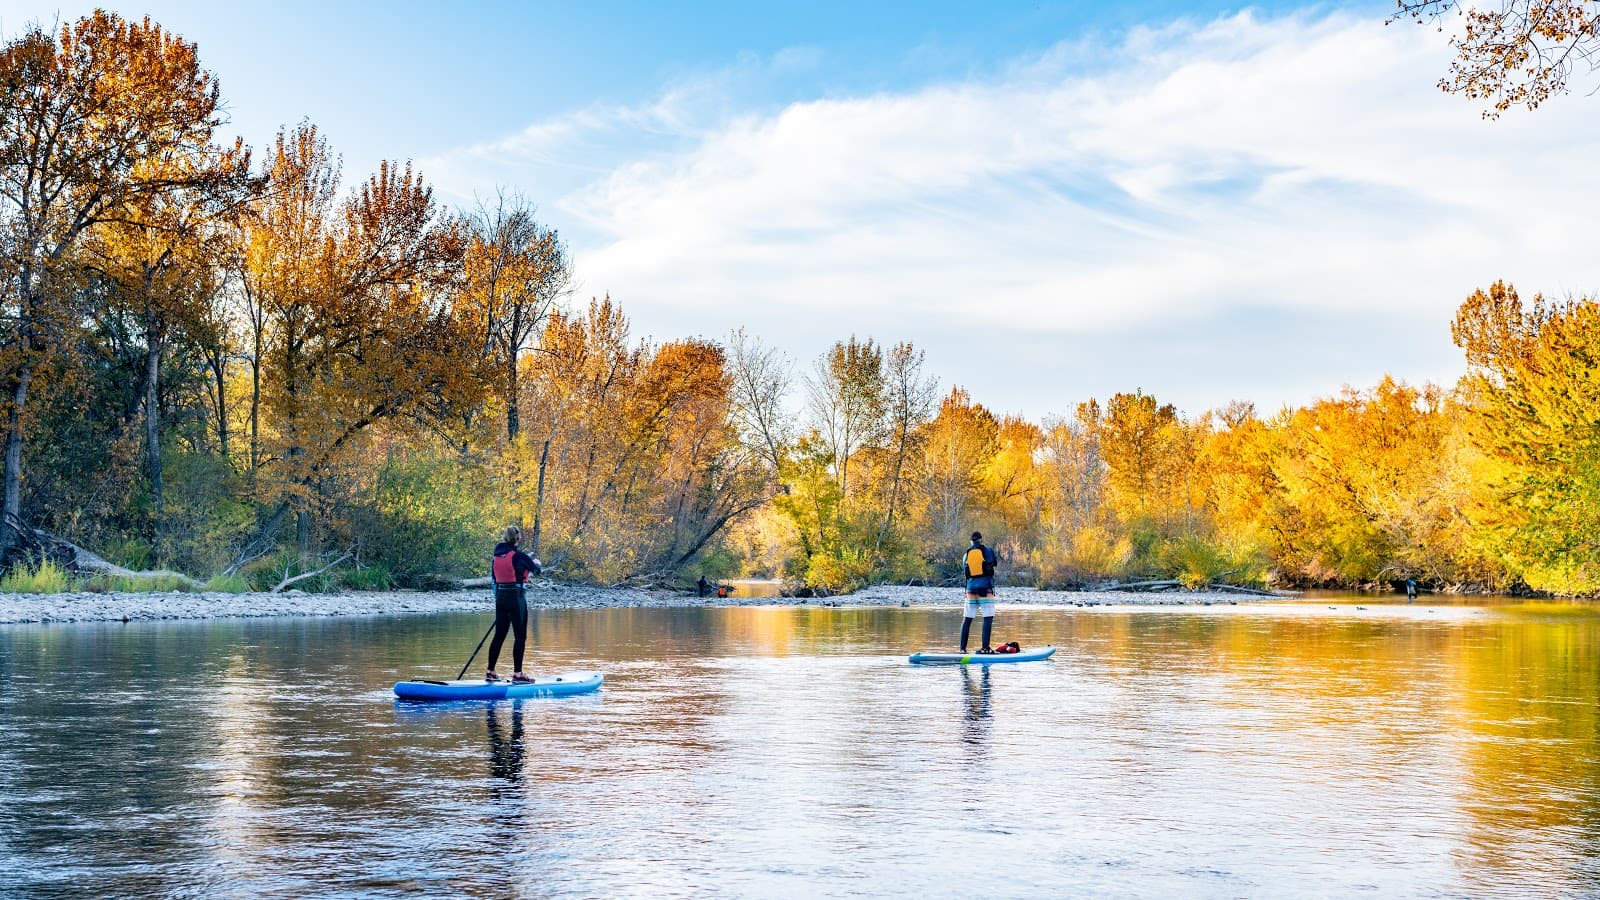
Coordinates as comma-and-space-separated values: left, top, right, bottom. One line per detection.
487, 542, 541, 674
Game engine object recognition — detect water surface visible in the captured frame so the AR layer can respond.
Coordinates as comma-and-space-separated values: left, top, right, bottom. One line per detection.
1, 601, 1596, 897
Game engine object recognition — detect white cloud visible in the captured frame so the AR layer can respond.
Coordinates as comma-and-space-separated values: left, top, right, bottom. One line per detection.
420, 9, 1600, 414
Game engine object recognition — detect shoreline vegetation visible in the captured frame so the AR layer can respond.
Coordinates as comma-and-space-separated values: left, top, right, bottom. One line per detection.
5, 14, 1600, 602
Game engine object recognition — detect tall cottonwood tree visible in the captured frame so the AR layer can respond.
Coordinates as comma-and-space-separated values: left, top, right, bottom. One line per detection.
805, 337, 886, 500
233, 123, 470, 563
0, 12, 243, 563
1452, 281, 1600, 592
727, 327, 792, 476
460, 192, 569, 442
83, 158, 253, 532
878, 341, 938, 546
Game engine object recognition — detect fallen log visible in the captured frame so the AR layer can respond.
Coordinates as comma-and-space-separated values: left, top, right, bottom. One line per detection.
1205, 582, 1288, 597
270, 549, 352, 593
32, 529, 203, 590
1094, 579, 1183, 592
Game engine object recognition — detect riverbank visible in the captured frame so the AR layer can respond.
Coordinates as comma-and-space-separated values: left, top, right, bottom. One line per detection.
0, 582, 1290, 625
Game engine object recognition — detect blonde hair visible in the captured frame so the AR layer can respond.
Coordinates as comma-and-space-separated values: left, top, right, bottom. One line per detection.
499, 525, 522, 545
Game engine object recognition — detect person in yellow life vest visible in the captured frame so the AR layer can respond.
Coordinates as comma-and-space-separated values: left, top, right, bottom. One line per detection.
960, 531, 998, 653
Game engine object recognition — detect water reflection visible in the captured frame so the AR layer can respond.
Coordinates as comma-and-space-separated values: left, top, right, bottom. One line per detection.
0, 603, 1596, 896
487, 703, 526, 785
960, 666, 992, 748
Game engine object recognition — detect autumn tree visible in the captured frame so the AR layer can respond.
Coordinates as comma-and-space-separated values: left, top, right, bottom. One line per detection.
1395, 0, 1600, 116
916, 387, 999, 547
1099, 391, 1182, 528
232, 123, 470, 565
519, 297, 639, 562
1267, 378, 1455, 584
805, 337, 886, 500
0, 12, 243, 564
877, 341, 938, 548
1452, 281, 1600, 592
727, 327, 792, 476
82, 151, 254, 534
460, 191, 569, 442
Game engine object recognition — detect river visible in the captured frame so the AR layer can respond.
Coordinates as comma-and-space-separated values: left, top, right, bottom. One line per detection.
1, 600, 1596, 897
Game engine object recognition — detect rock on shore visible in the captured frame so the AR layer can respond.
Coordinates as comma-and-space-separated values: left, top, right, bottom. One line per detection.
0, 582, 1279, 625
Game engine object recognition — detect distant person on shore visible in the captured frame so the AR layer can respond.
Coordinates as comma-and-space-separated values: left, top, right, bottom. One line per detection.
697, 575, 709, 597
1406, 578, 1417, 603
960, 531, 997, 653
487, 525, 541, 683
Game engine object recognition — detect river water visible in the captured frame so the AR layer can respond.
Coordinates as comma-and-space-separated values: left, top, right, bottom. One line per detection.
1, 600, 1596, 897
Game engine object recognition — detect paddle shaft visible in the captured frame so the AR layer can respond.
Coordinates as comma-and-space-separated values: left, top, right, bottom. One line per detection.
456, 620, 496, 681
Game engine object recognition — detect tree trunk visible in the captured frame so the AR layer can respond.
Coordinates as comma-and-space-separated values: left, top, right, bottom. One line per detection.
225, 500, 290, 575
212, 354, 229, 461
531, 437, 550, 556
144, 325, 165, 528
0, 362, 34, 563
249, 330, 262, 480
505, 355, 520, 441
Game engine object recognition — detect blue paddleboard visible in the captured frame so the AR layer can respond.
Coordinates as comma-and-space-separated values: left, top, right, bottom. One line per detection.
393, 671, 603, 701
908, 646, 1056, 665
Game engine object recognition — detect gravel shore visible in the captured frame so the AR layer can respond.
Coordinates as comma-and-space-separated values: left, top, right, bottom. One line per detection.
0, 582, 1283, 625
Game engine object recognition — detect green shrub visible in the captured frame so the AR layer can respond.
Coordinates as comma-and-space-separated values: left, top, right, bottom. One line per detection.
203, 573, 251, 594
341, 563, 395, 591
1156, 534, 1271, 589
1158, 535, 1224, 589
805, 548, 876, 593
0, 559, 72, 594
349, 453, 502, 585
1033, 527, 1134, 588
155, 451, 256, 574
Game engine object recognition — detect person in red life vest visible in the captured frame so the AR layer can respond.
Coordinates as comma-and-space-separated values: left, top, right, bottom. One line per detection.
486, 525, 542, 683
960, 531, 998, 653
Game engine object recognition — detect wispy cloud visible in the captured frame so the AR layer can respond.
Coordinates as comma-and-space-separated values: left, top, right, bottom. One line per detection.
421, 9, 1600, 415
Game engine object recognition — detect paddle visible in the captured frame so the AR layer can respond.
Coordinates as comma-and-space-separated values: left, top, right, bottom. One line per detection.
456, 620, 496, 681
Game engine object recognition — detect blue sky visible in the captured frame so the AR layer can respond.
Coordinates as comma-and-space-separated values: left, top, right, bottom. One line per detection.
7, 1, 1598, 420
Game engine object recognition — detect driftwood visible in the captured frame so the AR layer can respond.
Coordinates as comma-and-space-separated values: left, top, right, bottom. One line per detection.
270, 549, 352, 593
32, 530, 203, 590
451, 575, 558, 590
1204, 582, 1286, 597
1095, 579, 1183, 592
1090, 577, 1292, 597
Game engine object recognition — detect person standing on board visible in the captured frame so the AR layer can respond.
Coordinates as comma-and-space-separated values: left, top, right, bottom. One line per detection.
960, 531, 998, 653
487, 525, 542, 683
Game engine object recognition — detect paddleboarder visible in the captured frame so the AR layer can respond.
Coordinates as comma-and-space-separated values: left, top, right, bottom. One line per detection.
487, 525, 542, 683
960, 531, 997, 653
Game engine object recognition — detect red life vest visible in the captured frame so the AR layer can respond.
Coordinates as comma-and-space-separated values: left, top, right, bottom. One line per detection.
492, 550, 525, 585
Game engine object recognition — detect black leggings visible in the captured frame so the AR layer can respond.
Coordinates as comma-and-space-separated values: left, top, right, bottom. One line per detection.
960, 615, 993, 652
486, 585, 529, 673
